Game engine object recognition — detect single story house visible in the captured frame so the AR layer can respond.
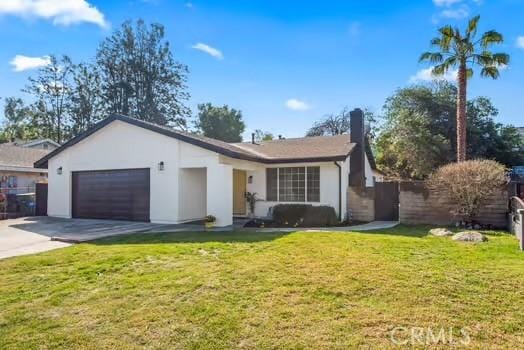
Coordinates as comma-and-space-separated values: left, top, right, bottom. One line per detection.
35, 109, 376, 226
0, 144, 49, 194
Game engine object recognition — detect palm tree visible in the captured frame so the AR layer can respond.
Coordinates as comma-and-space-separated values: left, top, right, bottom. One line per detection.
419, 15, 509, 162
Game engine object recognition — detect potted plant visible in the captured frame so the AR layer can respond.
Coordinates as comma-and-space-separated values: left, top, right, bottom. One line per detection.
204, 215, 216, 228
245, 192, 259, 217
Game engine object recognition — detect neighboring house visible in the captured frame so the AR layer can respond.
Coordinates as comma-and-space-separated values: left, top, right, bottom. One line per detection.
7, 138, 60, 151
0, 145, 49, 194
35, 109, 376, 226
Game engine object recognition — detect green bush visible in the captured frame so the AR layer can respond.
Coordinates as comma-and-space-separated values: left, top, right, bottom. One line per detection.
272, 204, 338, 227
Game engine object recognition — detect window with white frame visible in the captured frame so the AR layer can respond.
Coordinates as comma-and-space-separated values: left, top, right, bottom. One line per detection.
266, 166, 320, 202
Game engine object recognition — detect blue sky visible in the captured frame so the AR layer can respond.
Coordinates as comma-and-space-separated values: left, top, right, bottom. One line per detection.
0, 0, 523, 139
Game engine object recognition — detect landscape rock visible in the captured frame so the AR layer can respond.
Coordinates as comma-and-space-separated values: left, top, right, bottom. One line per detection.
429, 228, 453, 237
452, 231, 488, 242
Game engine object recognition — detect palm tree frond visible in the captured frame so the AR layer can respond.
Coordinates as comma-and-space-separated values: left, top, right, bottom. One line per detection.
480, 66, 500, 79
466, 68, 474, 79
492, 53, 509, 65
480, 30, 504, 48
432, 63, 451, 77
419, 52, 444, 64
430, 37, 442, 47
466, 15, 480, 38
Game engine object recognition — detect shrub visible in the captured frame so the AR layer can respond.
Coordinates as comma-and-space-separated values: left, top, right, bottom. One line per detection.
272, 204, 338, 227
428, 160, 508, 222
303, 206, 338, 227
205, 215, 216, 223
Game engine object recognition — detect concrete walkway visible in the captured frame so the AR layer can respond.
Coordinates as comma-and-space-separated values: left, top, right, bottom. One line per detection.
0, 219, 71, 260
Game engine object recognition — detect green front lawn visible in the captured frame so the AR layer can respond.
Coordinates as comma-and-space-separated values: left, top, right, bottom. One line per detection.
1, 226, 523, 349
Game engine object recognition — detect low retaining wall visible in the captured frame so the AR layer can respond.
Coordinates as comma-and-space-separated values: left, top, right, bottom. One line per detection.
347, 186, 375, 222
399, 182, 508, 228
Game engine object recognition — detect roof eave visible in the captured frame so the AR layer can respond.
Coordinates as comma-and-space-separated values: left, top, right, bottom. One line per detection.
33, 114, 356, 168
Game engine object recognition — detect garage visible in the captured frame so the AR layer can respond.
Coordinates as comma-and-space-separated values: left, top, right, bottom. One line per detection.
72, 168, 150, 221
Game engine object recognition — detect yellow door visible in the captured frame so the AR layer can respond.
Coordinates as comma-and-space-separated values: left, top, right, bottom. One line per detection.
233, 170, 247, 215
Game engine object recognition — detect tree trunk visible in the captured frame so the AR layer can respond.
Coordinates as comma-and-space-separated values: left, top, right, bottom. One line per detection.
456, 64, 467, 162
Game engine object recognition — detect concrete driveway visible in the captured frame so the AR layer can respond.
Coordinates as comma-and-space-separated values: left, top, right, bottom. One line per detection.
0, 217, 190, 259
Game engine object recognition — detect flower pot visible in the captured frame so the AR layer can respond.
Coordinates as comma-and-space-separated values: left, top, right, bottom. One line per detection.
205, 222, 215, 229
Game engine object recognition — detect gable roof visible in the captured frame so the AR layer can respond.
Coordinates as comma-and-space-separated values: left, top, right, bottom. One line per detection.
234, 134, 355, 161
0, 144, 50, 170
34, 114, 359, 168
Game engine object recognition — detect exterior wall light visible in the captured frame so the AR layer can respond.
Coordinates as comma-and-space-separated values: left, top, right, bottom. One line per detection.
57, 166, 63, 175
158, 161, 165, 171
248, 175, 253, 184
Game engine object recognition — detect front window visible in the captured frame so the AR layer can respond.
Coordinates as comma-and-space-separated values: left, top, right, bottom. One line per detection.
266, 167, 320, 202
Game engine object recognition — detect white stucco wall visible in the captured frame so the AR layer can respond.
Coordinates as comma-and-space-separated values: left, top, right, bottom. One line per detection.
178, 168, 206, 222
243, 160, 349, 218
46, 119, 370, 226
364, 154, 375, 188
47, 120, 233, 226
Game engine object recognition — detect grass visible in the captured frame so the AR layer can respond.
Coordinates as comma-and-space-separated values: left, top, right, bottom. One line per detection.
0, 226, 523, 349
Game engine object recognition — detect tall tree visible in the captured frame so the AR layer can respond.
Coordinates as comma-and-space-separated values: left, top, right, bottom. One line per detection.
69, 63, 104, 136
194, 103, 245, 142
24, 55, 74, 143
419, 15, 509, 162
375, 83, 523, 179
96, 19, 190, 128
0, 97, 39, 142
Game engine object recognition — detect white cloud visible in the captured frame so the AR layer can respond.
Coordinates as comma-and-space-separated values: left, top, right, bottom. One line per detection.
10, 54, 50, 71
285, 99, 311, 111
185, 2, 193, 8
433, 0, 463, 6
440, 5, 469, 19
516, 36, 524, 49
409, 66, 457, 83
191, 43, 223, 60
0, 0, 107, 28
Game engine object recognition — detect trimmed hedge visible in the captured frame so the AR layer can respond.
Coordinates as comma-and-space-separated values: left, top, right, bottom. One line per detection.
272, 204, 338, 227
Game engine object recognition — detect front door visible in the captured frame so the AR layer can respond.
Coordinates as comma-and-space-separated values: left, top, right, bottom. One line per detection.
233, 169, 247, 216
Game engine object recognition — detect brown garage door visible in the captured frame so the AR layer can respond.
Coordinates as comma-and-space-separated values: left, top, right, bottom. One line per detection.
72, 169, 150, 221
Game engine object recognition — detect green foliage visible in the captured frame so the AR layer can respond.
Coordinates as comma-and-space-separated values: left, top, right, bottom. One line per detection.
0, 97, 40, 142
253, 129, 274, 142
419, 15, 509, 81
96, 20, 190, 127
204, 215, 216, 223
194, 103, 245, 142
0, 19, 191, 144
69, 63, 104, 137
419, 16, 509, 161
375, 83, 523, 179
244, 192, 259, 215
272, 204, 338, 227
23, 55, 74, 143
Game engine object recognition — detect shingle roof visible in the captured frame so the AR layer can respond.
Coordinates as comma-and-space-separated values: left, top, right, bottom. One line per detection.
0, 144, 50, 169
34, 115, 358, 168
234, 134, 355, 161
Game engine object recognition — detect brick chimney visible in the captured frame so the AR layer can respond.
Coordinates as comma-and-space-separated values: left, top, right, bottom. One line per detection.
349, 108, 366, 187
